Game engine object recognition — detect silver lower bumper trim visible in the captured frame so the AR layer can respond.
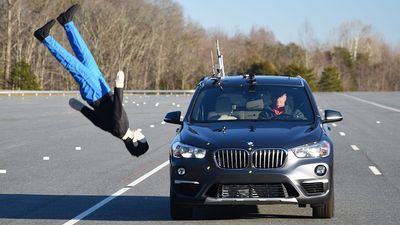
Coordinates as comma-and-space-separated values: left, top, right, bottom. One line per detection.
204, 197, 298, 205
174, 180, 200, 185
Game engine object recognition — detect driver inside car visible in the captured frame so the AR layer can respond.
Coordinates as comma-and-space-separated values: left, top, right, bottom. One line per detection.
259, 92, 307, 120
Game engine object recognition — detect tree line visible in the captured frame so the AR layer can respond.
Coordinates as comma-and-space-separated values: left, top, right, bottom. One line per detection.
1, 0, 399, 91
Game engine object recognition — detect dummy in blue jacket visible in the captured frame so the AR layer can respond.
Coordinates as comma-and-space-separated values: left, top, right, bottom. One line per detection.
34, 4, 148, 157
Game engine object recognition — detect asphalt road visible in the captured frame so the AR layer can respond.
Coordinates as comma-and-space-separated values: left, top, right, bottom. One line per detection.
0, 92, 399, 225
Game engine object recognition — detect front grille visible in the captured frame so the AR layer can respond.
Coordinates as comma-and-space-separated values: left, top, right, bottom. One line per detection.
252, 149, 287, 168
215, 149, 249, 169
217, 183, 297, 198
301, 182, 324, 195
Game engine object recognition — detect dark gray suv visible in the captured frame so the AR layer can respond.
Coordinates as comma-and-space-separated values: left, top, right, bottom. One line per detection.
164, 75, 343, 219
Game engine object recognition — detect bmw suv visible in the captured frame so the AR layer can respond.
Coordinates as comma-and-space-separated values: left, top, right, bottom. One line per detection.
164, 75, 343, 219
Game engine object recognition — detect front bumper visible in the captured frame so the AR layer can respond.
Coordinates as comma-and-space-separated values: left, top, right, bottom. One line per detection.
170, 151, 333, 206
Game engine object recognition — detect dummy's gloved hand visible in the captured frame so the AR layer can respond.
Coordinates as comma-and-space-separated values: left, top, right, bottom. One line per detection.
115, 71, 125, 88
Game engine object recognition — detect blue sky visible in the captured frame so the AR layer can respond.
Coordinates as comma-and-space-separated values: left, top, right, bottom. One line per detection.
175, 0, 400, 46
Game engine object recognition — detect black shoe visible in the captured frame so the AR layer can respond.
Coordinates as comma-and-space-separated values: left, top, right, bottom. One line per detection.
33, 19, 56, 42
57, 4, 79, 26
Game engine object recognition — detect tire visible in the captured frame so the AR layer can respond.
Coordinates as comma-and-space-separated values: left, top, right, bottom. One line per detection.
170, 189, 193, 220
312, 190, 334, 218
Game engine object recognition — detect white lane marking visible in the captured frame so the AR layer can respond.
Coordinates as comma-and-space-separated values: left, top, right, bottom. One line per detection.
136, 104, 140, 106
369, 166, 382, 175
75, 146, 81, 151
376, 121, 381, 124
339, 132, 346, 136
350, 145, 360, 151
172, 102, 176, 106
127, 160, 169, 187
332, 123, 337, 127
161, 121, 166, 125
150, 125, 155, 128
177, 104, 181, 108
341, 94, 400, 113
180, 116, 184, 120
132, 101, 136, 104
155, 102, 159, 107
64, 160, 169, 225
63, 187, 131, 225
137, 128, 142, 132
0, 170, 6, 174
43, 156, 50, 160
143, 102, 147, 105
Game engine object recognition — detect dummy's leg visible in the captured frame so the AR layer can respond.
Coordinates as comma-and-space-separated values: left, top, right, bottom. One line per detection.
41, 35, 101, 103
58, 4, 111, 98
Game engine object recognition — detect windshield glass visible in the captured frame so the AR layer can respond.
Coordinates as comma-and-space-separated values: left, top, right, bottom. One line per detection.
191, 84, 314, 122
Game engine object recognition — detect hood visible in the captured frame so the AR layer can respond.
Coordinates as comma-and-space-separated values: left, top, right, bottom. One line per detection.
180, 121, 322, 150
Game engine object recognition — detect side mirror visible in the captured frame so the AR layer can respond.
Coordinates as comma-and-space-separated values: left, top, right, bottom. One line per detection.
322, 110, 343, 124
164, 111, 183, 125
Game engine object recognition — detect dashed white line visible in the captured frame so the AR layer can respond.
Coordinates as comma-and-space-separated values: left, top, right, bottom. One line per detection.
149, 125, 155, 128
339, 132, 346, 136
341, 94, 400, 113
376, 121, 381, 124
155, 102, 159, 107
64, 160, 169, 225
172, 102, 176, 106
350, 145, 360, 151
75, 146, 81, 151
161, 121, 166, 125
43, 156, 50, 160
332, 123, 337, 127
177, 104, 181, 108
0, 170, 6, 174
369, 166, 382, 175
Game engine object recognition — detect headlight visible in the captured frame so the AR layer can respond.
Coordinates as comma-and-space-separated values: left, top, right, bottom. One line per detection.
171, 142, 206, 159
290, 141, 330, 158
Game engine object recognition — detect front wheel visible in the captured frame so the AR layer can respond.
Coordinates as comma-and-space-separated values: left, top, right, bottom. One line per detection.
170, 190, 193, 220
312, 190, 334, 218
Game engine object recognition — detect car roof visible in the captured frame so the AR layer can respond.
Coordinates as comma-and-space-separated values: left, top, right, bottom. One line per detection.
200, 75, 305, 88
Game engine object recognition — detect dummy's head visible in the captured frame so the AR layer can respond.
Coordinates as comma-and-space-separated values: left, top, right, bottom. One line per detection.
125, 138, 149, 157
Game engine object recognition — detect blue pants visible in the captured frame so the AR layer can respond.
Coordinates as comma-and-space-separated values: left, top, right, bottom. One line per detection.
43, 22, 111, 103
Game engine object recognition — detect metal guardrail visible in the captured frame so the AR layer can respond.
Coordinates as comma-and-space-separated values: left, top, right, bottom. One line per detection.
0, 90, 195, 96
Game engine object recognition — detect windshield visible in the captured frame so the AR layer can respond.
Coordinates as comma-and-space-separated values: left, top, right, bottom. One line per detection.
191, 84, 315, 123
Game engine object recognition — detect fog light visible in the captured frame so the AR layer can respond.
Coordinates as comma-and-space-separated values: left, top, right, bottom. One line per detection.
315, 165, 327, 176
177, 167, 186, 176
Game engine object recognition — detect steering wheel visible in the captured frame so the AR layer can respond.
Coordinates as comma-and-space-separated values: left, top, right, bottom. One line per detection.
258, 108, 274, 120
272, 113, 294, 120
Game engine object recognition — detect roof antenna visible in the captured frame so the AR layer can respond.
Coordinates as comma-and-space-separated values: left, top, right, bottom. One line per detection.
211, 50, 216, 75
215, 40, 225, 77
